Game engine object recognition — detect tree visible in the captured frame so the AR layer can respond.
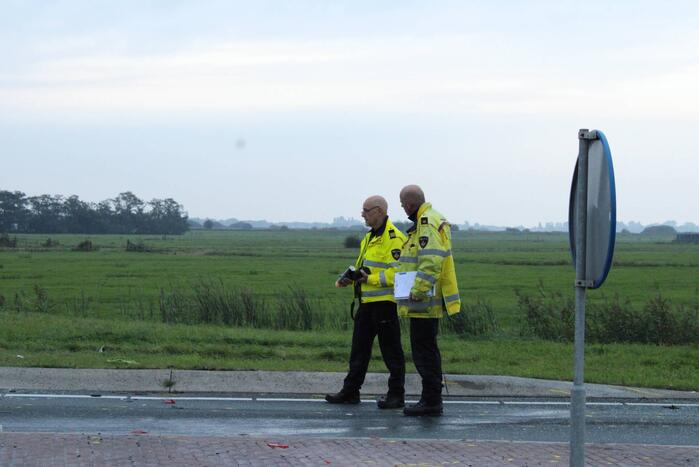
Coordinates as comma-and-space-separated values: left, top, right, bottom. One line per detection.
0, 191, 190, 235
0, 190, 30, 232
95, 199, 116, 233
63, 195, 99, 233
27, 194, 64, 233
640, 225, 676, 237
203, 219, 214, 230
112, 191, 145, 233
147, 198, 189, 234
344, 235, 361, 248
230, 221, 253, 230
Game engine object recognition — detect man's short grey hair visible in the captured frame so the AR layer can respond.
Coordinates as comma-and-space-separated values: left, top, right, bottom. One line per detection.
400, 185, 425, 205
364, 195, 388, 213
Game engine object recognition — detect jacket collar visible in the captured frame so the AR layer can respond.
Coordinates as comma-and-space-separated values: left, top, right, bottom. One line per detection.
417, 202, 431, 219
407, 203, 431, 233
370, 216, 389, 238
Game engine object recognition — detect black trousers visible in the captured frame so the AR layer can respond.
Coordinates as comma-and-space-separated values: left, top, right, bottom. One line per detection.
410, 318, 442, 405
342, 301, 405, 396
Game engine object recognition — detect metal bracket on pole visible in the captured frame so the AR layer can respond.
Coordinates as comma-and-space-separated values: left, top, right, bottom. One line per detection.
575, 280, 594, 288
578, 129, 598, 140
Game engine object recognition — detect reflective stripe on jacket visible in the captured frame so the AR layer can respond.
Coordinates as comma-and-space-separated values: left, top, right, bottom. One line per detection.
397, 203, 461, 318
356, 218, 407, 304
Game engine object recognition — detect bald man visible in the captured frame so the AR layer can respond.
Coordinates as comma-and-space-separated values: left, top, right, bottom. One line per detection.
325, 195, 407, 409
397, 185, 461, 416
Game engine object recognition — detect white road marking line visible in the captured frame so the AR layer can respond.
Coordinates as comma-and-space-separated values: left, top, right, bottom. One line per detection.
257, 398, 327, 402
2, 393, 698, 407
502, 401, 570, 406
625, 402, 699, 407
2, 394, 252, 401
444, 401, 501, 405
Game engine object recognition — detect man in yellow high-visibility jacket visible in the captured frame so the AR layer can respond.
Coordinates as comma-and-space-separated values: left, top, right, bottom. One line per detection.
397, 184, 461, 416
325, 195, 407, 409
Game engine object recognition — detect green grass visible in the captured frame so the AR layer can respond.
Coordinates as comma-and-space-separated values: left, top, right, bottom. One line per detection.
3, 230, 699, 326
1, 230, 698, 390
1, 310, 697, 390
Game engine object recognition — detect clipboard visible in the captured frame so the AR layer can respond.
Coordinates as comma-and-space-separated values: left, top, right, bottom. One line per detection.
394, 271, 434, 300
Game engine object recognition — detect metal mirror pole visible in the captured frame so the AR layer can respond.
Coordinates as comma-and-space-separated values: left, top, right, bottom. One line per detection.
571, 129, 591, 467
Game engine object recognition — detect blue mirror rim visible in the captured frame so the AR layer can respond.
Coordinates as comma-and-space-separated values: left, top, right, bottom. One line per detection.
568, 130, 617, 289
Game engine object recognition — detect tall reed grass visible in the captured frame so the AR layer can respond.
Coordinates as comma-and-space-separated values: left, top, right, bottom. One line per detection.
517, 284, 699, 345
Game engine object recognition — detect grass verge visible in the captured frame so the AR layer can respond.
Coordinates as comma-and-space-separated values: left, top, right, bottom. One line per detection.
1, 311, 697, 391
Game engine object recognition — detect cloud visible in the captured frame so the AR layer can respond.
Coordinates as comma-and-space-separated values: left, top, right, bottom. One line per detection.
2, 26, 699, 123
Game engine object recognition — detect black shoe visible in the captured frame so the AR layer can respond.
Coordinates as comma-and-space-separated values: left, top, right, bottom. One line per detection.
325, 390, 360, 404
403, 400, 443, 416
376, 393, 405, 409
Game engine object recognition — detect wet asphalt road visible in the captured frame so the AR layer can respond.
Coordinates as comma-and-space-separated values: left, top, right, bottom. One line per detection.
1, 394, 697, 446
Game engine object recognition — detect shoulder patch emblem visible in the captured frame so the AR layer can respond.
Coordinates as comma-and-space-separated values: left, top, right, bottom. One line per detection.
421, 217, 428, 225
389, 229, 396, 239
391, 249, 401, 260
419, 236, 429, 248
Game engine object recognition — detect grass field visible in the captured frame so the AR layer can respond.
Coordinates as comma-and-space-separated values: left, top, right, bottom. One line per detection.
1, 229, 698, 389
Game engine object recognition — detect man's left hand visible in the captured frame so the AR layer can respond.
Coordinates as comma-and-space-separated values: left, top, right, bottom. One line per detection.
409, 292, 422, 302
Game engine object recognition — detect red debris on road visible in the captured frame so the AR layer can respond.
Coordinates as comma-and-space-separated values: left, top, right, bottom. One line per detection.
266, 442, 289, 449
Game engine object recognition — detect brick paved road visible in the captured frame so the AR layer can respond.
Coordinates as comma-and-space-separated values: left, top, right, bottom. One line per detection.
1, 433, 697, 466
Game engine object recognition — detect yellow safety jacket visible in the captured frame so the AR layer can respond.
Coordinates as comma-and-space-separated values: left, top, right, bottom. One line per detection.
355, 218, 407, 304
397, 203, 461, 318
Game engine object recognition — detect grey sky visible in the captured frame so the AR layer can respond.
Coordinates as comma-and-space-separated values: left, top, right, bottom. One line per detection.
1, 1, 698, 225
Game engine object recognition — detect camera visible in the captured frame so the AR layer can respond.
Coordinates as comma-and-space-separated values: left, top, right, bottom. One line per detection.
338, 265, 371, 282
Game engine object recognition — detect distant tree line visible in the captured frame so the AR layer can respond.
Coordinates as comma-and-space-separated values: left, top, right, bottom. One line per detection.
200, 219, 253, 230
0, 190, 189, 235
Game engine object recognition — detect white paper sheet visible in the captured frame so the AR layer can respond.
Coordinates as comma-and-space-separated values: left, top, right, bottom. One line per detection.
393, 271, 434, 300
